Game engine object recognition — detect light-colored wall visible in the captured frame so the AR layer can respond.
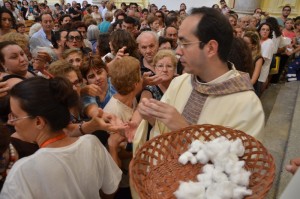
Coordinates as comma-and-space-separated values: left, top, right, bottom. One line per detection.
261, 0, 299, 18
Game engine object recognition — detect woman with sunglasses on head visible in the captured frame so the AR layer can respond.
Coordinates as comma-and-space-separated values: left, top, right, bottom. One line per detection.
0, 76, 122, 198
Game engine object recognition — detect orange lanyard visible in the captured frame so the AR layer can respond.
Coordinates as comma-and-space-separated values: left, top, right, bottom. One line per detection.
40, 134, 67, 148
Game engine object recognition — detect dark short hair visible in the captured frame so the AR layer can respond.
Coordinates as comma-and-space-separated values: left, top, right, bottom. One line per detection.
165, 16, 178, 27
116, 12, 127, 20
142, 8, 148, 14
282, 5, 291, 11
66, 29, 83, 40
40, 12, 54, 21
123, 16, 136, 25
159, 36, 173, 48
254, 8, 261, 13
15, 22, 25, 30
164, 25, 178, 36
59, 14, 71, 25
10, 77, 79, 132
190, 7, 233, 62
72, 21, 87, 31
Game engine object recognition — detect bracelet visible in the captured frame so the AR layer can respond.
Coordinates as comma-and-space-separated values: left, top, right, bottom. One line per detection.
79, 121, 86, 135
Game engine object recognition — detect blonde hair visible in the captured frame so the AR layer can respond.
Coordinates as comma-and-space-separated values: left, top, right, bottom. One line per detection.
48, 60, 82, 80
0, 32, 28, 51
153, 49, 177, 69
243, 31, 262, 61
109, 56, 141, 95
62, 48, 83, 59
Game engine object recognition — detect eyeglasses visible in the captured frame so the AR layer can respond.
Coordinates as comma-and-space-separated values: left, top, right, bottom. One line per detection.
178, 40, 204, 49
8, 115, 32, 123
67, 36, 82, 42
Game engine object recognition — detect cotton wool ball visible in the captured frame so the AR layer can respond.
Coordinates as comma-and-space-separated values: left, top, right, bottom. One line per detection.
218, 154, 239, 174
196, 150, 209, 164
230, 139, 245, 157
194, 190, 207, 199
188, 140, 204, 154
212, 168, 228, 183
178, 151, 194, 165
232, 186, 252, 199
174, 181, 205, 199
189, 155, 198, 165
227, 161, 245, 175
229, 169, 251, 187
204, 137, 228, 159
202, 164, 215, 174
214, 181, 236, 199
214, 139, 232, 159
205, 183, 223, 199
197, 173, 213, 188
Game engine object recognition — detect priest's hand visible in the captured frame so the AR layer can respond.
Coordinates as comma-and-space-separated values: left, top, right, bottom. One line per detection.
138, 98, 189, 131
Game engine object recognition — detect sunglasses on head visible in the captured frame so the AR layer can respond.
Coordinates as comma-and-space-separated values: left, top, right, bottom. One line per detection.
67, 35, 82, 42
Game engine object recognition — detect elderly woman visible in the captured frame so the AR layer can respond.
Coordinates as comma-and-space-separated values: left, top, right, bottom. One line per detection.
127, 50, 177, 142
141, 49, 177, 100
87, 23, 100, 54
31, 47, 55, 78
0, 77, 122, 198
63, 48, 84, 69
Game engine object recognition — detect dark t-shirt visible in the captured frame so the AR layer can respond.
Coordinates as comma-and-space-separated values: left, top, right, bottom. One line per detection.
68, 7, 81, 21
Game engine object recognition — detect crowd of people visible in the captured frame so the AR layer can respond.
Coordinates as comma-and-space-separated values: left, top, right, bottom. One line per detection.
0, 0, 299, 198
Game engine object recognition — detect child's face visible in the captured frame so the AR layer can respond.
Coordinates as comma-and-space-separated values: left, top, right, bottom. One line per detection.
17, 26, 25, 33
151, 20, 160, 31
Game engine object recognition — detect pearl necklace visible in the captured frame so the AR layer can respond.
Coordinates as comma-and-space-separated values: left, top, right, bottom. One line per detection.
0, 144, 17, 181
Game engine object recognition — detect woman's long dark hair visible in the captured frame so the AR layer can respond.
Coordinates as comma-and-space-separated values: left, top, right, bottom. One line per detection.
266, 17, 282, 38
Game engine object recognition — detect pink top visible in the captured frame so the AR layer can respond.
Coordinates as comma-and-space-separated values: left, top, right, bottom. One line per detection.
282, 30, 296, 40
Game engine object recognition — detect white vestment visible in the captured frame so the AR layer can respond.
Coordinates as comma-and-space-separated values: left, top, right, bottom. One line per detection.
134, 70, 265, 153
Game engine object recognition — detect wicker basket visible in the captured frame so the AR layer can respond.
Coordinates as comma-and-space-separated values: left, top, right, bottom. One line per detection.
130, 124, 275, 199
